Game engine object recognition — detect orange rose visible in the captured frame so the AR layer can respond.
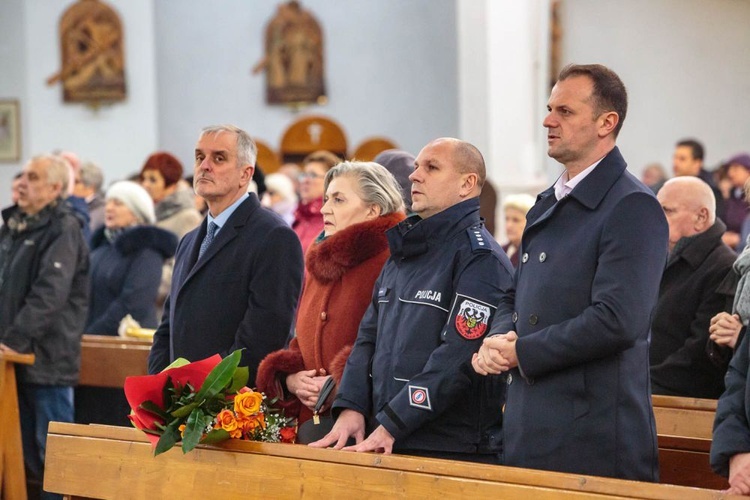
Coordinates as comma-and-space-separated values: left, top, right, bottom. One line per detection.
216, 409, 239, 432
239, 414, 265, 433
234, 391, 264, 417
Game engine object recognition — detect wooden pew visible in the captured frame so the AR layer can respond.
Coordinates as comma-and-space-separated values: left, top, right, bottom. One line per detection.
652, 395, 724, 489
74, 338, 730, 491
0, 351, 35, 500
79, 335, 151, 388
45, 422, 742, 499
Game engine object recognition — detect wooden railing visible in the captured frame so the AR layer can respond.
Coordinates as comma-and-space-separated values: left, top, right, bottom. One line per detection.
74, 338, 730, 491
0, 351, 35, 500
44, 422, 743, 499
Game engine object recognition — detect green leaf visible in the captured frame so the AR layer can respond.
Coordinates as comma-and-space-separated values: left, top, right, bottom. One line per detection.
170, 401, 199, 419
154, 419, 182, 456
182, 408, 210, 454
138, 400, 169, 420
194, 350, 243, 403
200, 428, 230, 445
227, 366, 249, 394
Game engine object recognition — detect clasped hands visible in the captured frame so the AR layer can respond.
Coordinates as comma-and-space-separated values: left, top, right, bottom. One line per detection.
709, 312, 743, 349
472, 331, 519, 375
285, 369, 331, 411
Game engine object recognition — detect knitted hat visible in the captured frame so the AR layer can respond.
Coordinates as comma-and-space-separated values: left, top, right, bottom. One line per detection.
726, 153, 750, 171
106, 181, 156, 224
140, 152, 183, 187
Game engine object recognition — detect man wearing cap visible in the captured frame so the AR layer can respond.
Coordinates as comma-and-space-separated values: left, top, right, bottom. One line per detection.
723, 153, 750, 250
148, 125, 303, 386
0, 154, 89, 497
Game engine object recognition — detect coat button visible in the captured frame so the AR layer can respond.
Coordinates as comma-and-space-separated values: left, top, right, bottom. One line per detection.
539, 252, 547, 262
521, 253, 529, 263
507, 373, 513, 385
529, 314, 538, 325
320, 311, 327, 321
512, 312, 518, 323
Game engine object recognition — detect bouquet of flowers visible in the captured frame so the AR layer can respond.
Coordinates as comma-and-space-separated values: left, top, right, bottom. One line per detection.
124, 350, 296, 456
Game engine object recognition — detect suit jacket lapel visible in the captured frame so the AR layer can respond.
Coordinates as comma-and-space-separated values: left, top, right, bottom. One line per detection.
177, 196, 255, 291
524, 146, 627, 234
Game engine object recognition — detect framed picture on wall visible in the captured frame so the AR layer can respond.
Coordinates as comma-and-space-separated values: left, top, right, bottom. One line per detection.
0, 99, 20, 162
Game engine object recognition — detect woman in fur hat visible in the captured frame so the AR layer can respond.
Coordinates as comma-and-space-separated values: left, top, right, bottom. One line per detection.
257, 162, 405, 425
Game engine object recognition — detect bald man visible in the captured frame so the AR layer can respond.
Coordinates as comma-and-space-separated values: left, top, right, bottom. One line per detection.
310, 138, 514, 463
650, 177, 737, 398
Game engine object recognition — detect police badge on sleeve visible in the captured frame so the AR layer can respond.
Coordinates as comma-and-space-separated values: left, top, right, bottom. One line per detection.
453, 295, 492, 340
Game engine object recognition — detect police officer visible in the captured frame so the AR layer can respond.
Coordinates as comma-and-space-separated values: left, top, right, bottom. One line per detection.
310, 138, 514, 463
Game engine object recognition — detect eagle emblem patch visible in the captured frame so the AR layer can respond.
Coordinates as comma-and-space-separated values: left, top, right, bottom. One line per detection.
455, 298, 490, 339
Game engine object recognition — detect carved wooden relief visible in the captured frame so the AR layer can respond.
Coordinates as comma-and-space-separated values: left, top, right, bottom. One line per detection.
47, 0, 126, 104
253, 1, 326, 106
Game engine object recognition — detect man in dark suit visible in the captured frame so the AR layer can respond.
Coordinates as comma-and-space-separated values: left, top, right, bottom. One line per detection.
148, 125, 303, 384
650, 176, 736, 399
473, 64, 669, 481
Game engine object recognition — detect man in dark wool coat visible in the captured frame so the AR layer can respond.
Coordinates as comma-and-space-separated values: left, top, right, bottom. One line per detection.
473, 64, 668, 481
148, 125, 303, 385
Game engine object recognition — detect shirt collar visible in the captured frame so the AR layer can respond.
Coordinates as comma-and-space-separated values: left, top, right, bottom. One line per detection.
554, 156, 605, 201
207, 193, 249, 233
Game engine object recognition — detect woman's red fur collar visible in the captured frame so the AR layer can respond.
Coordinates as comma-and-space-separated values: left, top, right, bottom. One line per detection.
306, 212, 405, 283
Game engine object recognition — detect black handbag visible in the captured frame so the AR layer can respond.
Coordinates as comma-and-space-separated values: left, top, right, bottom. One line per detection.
296, 376, 337, 444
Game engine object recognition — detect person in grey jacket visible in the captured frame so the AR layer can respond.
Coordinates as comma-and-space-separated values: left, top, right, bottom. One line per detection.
0, 154, 89, 498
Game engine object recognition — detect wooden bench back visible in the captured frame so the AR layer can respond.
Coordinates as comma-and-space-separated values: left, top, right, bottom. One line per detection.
79, 335, 151, 388
74, 338, 729, 491
652, 395, 723, 489
44, 423, 741, 499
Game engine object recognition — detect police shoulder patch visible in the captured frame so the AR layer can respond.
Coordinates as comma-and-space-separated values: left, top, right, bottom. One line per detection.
454, 295, 492, 340
408, 385, 432, 411
466, 225, 491, 253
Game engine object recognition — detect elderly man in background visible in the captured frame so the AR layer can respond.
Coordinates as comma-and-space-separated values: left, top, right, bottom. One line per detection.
73, 160, 106, 233
650, 177, 736, 398
148, 125, 303, 385
0, 155, 89, 498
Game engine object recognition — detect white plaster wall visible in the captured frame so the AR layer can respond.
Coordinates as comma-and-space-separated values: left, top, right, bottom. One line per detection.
0, 0, 28, 206
154, 0, 459, 172
560, 0, 750, 177
0, 0, 158, 209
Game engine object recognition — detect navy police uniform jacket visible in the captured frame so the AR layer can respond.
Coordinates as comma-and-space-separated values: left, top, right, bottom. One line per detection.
495, 147, 668, 481
333, 198, 514, 455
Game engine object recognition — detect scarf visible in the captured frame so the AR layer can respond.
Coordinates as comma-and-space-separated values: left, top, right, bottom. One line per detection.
733, 242, 750, 322
5, 200, 58, 235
